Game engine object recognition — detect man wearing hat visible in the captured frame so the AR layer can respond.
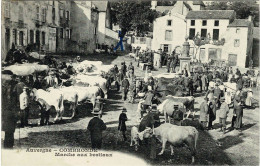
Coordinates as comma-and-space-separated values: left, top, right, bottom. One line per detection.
19, 86, 30, 127
118, 108, 128, 141
121, 76, 130, 101
2, 73, 19, 148
46, 71, 58, 88
218, 97, 229, 133
13, 76, 26, 102
87, 109, 107, 149
93, 96, 103, 118
142, 89, 154, 112
200, 97, 209, 130
213, 83, 221, 108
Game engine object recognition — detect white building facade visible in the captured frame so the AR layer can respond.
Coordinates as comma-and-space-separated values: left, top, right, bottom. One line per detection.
152, 12, 187, 53
186, 10, 253, 68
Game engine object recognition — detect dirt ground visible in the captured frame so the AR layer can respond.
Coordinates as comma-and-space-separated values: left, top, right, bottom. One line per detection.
2, 52, 259, 165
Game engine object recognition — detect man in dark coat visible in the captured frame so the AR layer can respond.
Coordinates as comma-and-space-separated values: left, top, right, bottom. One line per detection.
233, 98, 243, 130
2, 74, 19, 148
118, 108, 128, 141
188, 78, 194, 96
207, 72, 213, 83
208, 100, 216, 130
172, 53, 178, 73
237, 77, 243, 90
166, 58, 171, 73
87, 109, 107, 149
13, 77, 26, 101
213, 84, 221, 108
121, 76, 130, 101
236, 68, 241, 76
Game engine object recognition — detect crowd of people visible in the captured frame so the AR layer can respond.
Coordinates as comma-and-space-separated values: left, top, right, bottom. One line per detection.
2, 44, 259, 157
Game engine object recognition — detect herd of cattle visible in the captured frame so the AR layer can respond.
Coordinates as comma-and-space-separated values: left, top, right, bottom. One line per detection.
2, 54, 115, 122
2, 52, 259, 163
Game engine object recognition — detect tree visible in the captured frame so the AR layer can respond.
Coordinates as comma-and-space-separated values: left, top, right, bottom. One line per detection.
191, 33, 225, 61
110, 1, 159, 36
207, 1, 259, 26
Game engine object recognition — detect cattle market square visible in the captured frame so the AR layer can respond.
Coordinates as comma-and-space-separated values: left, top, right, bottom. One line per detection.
1, 1, 259, 166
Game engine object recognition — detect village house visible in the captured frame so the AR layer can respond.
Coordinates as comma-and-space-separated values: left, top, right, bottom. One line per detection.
186, 10, 254, 68
1, 0, 118, 60
151, 1, 206, 53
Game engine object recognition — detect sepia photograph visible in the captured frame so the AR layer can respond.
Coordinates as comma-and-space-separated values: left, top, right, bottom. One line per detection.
1, 0, 259, 165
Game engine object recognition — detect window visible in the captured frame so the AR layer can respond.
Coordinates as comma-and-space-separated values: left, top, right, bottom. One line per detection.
13, 29, 17, 45
191, 20, 195, 26
213, 29, 219, 40
4, 2, 10, 18
234, 39, 240, 47
19, 31, 24, 46
60, 28, 64, 38
163, 44, 169, 52
189, 28, 195, 39
165, 30, 172, 41
66, 11, 70, 20
94, 27, 97, 35
60, 9, 64, 18
42, 8, 46, 23
214, 20, 219, 26
42, 32, 45, 45
36, 6, 40, 21
236, 28, 240, 34
52, 7, 56, 21
202, 20, 207, 26
201, 29, 207, 39
30, 30, 34, 44
167, 20, 172, 26
18, 6, 23, 21
70, 29, 72, 39
66, 29, 70, 38
228, 54, 237, 66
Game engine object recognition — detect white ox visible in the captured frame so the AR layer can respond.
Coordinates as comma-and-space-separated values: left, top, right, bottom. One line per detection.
47, 87, 79, 118
72, 60, 103, 74
153, 73, 179, 79
4, 63, 49, 76
209, 81, 225, 91
73, 74, 108, 98
154, 123, 199, 164
158, 95, 195, 120
31, 88, 64, 122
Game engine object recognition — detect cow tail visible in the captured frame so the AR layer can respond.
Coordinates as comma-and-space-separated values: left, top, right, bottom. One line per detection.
194, 129, 199, 150
75, 93, 79, 106
59, 94, 64, 116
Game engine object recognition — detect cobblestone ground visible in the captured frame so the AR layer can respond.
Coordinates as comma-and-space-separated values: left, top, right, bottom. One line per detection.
2, 52, 259, 165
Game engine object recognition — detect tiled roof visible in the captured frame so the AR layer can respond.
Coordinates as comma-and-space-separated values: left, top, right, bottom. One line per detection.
193, 1, 206, 7
186, 10, 235, 19
155, 6, 174, 14
92, 1, 107, 12
228, 19, 252, 27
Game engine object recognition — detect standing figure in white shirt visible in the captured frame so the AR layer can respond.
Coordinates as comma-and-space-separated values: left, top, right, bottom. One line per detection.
19, 87, 29, 127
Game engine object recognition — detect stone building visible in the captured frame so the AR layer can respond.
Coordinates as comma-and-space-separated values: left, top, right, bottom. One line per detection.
1, 0, 118, 60
151, 1, 206, 54
186, 10, 254, 68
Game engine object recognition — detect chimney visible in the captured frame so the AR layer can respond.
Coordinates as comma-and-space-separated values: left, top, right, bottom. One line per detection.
248, 15, 253, 21
151, 1, 157, 10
